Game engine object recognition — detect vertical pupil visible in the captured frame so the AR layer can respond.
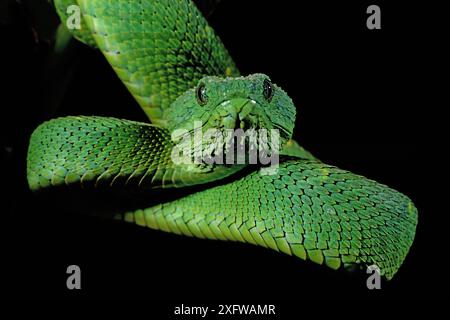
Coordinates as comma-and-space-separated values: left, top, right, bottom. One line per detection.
197, 84, 207, 104
263, 79, 273, 100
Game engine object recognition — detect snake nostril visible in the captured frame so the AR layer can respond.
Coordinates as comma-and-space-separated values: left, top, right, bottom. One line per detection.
238, 118, 252, 130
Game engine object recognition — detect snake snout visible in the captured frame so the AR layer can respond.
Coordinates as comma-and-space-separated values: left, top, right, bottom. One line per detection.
218, 98, 257, 130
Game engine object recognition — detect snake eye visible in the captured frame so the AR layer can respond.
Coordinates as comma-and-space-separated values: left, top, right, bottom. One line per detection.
196, 83, 208, 105
263, 79, 274, 102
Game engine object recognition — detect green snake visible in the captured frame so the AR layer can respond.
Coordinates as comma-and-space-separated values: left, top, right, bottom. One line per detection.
27, 0, 418, 280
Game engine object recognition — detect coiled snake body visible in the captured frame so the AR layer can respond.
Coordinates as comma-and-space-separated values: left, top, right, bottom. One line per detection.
27, 0, 417, 280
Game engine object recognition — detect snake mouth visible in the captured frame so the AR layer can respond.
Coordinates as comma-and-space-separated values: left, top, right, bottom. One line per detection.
217, 98, 292, 141
215, 98, 258, 130
199, 97, 288, 165
171, 98, 257, 143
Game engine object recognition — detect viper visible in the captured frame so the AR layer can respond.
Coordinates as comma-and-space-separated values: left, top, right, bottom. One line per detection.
27, 0, 418, 280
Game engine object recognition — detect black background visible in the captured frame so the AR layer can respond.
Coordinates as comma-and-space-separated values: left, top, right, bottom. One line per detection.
0, 0, 441, 305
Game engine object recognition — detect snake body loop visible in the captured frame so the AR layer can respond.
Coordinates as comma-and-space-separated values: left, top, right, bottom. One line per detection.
27, 0, 418, 280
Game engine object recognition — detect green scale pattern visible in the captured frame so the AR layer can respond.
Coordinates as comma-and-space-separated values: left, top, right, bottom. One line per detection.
121, 160, 418, 280
27, 116, 172, 190
27, 0, 419, 279
27, 116, 247, 190
77, 0, 239, 126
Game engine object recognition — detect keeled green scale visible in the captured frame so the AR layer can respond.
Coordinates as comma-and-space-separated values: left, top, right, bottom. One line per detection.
27, 0, 418, 280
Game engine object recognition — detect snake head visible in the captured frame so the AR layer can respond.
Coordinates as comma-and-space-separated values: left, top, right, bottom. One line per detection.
166, 74, 296, 167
